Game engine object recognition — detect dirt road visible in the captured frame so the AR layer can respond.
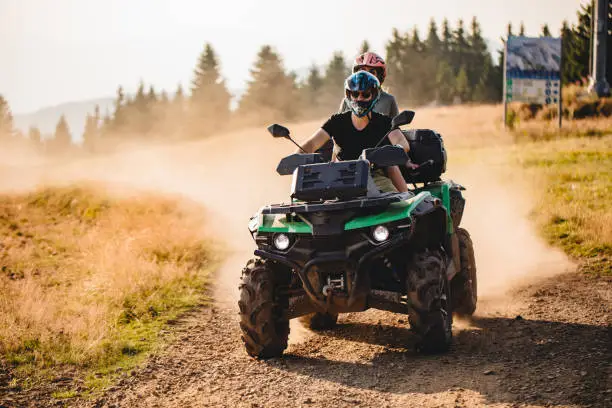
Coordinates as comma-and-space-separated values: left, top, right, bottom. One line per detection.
2, 106, 610, 407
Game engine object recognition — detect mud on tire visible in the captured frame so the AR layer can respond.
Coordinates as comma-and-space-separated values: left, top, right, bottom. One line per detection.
407, 249, 453, 353
238, 258, 290, 358
451, 228, 477, 316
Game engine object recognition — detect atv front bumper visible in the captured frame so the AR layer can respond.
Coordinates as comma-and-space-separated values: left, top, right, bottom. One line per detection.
254, 230, 410, 316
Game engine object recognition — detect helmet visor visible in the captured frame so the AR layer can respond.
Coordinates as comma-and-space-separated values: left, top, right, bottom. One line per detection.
347, 90, 373, 100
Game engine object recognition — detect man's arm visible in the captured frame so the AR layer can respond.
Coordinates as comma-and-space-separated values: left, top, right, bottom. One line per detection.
387, 128, 418, 169
387, 128, 409, 152
387, 165, 408, 192
296, 128, 331, 154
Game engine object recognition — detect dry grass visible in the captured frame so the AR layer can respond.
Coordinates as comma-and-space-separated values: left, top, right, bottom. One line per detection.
0, 186, 217, 380
511, 116, 612, 142
512, 136, 612, 275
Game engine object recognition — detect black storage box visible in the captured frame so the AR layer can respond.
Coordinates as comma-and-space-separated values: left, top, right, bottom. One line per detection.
401, 129, 447, 183
291, 160, 369, 201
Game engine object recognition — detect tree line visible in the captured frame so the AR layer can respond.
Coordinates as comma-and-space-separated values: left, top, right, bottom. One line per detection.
0, 4, 597, 153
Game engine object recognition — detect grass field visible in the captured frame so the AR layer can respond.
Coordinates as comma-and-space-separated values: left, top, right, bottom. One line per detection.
0, 186, 218, 394
512, 136, 612, 276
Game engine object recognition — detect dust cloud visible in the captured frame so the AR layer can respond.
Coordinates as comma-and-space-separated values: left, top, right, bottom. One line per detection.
0, 107, 571, 317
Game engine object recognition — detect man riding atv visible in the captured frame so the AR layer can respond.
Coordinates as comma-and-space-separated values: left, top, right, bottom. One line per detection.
238, 69, 477, 359
318, 52, 399, 162
301, 70, 414, 194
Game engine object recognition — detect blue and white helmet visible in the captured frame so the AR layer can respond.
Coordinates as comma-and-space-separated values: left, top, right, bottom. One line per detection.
344, 71, 381, 117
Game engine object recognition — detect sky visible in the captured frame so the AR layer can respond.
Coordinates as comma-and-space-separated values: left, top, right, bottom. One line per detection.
1, 0, 585, 114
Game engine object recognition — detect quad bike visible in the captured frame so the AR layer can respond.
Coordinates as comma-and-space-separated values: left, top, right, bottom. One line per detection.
239, 110, 477, 358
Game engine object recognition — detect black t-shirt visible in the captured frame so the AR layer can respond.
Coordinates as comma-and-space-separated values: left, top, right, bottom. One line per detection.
322, 111, 392, 161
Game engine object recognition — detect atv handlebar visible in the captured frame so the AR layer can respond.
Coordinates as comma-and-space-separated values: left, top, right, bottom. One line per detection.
404, 159, 434, 175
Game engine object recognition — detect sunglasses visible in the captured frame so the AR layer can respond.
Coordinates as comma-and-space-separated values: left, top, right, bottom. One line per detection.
348, 90, 373, 99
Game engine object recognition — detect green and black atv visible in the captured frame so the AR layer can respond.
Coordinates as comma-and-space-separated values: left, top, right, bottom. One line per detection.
239, 110, 477, 358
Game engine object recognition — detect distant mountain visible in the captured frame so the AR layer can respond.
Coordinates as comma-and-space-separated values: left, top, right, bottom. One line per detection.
14, 97, 114, 141
13, 87, 246, 142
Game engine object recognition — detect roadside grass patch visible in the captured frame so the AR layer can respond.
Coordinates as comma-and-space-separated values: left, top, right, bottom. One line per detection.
511, 117, 612, 143
0, 186, 220, 397
513, 136, 612, 276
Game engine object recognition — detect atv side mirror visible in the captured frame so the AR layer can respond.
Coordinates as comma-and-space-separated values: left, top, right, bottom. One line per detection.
267, 124, 290, 138
391, 110, 415, 129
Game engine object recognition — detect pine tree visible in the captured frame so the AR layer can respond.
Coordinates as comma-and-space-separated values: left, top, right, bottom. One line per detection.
452, 19, 469, 68
164, 83, 185, 137
101, 109, 112, 135
82, 105, 100, 152
441, 19, 453, 54
561, 20, 577, 84
147, 85, 157, 104
174, 84, 185, 107
306, 65, 323, 93
51, 115, 72, 151
455, 67, 469, 102
519, 22, 526, 36
411, 27, 423, 52
0, 95, 14, 140
28, 126, 42, 145
238, 45, 299, 124
190, 43, 231, 137
563, 3, 591, 83
111, 85, 127, 133
426, 19, 441, 55
134, 81, 146, 105
407, 27, 431, 104
300, 64, 325, 116
436, 60, 455, 103
160, 90, 169, 105
385, 28, 407, 99
321, 51, 350, 111
359, 40, 370, 54
541, 24, 551, 37
466, 16, 491, 101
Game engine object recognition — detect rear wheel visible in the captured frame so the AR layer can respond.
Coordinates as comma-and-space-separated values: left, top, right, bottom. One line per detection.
407, 249, 453, 354
451, 228, 477, 316
238, 258, 290, 358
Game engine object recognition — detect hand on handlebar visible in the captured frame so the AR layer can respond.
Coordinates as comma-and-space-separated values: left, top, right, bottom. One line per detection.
405, 159, 433, 172
405, 160, 419, 170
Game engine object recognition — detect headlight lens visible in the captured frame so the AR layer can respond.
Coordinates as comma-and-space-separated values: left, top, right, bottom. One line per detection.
273, 233, 291, 250
372, 225, 390, 242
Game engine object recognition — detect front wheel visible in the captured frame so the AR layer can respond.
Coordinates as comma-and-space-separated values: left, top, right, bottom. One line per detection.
407, 249, 453, 354
238, 258, 290, 358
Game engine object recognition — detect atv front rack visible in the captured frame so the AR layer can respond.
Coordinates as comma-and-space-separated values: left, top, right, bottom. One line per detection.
261, 192, 413, 215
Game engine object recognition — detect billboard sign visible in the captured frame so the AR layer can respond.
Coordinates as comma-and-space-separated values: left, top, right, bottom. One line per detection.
504, 36, 562, 105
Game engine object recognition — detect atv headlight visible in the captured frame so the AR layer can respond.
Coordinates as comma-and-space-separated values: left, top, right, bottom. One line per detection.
372, 225, 390, 242
273, 233, 291, 250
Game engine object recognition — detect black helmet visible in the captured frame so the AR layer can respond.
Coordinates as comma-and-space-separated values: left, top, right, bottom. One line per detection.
344, 71, 381, 117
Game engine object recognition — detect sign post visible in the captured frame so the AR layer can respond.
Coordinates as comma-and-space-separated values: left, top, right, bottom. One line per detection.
504, 36, 563, 128
503, 40, 508, 128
